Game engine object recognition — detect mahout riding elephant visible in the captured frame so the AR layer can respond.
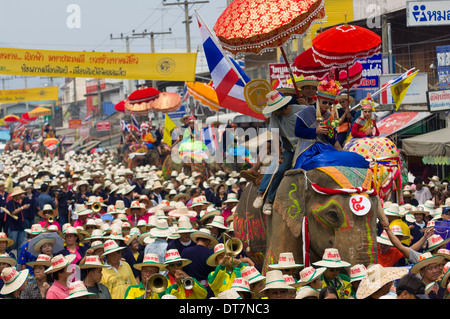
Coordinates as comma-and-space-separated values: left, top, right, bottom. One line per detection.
235, 165, 387, 274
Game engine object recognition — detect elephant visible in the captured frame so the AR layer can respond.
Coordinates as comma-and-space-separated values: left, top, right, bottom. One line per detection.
344, 136, 404, 202
234, 165, 387, 274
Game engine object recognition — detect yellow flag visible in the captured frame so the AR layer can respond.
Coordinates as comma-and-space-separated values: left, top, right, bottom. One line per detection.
163, 114, 177, 146
391, 71, 418, 110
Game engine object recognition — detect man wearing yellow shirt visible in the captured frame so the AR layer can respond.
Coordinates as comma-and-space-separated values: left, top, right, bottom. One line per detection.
125, 253, 167, 299
101, 239, 137, 299
207, 243, 253, 297
163, 249, 207, 299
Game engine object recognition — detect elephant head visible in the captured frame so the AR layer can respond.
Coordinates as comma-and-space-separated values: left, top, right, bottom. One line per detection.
264, 166, 386, 274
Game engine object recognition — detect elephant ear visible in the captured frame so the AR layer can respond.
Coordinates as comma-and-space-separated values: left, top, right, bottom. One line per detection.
272, 168, 306, 238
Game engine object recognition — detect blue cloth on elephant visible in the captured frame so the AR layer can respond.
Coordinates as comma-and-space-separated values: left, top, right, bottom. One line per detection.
293, 105, 369, 171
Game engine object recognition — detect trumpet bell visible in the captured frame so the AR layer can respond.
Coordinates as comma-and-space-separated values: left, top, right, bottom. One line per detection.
225, 238, 243, 256
148, 273, 168, 293
182, 277, 194, 290
92, 202, 102, 212
47, 216, 54, 223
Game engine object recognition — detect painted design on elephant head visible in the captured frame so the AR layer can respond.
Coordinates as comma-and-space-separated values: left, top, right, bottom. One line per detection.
288, 183, 301, 219
311, 199, 350, 231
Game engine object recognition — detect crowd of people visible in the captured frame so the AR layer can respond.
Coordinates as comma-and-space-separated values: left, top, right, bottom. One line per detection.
0, 75, 450, 301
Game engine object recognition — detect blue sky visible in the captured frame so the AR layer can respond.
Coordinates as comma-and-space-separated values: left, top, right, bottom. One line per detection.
0, 0, 226, 89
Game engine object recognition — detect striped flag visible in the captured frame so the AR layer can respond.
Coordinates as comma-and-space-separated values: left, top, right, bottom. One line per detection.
182, 82, 190, 103
196, 11, 264, 120
120, 120, 131, 132
130, 114, 140, 134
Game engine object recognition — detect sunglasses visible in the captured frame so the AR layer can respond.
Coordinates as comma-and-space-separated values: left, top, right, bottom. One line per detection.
321, 100, 334, 105
168, 261, 183, 267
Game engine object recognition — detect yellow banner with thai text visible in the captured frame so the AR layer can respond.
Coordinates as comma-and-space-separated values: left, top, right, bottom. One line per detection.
0, 47, 197, 81
0, 86, 59, 103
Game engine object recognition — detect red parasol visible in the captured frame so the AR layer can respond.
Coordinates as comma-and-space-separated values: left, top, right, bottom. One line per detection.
338, 62, 364, 90
21, 112, 38, 123
3, 114, 20, 123
149, 92, 182, 113
294, 47, 363, 80
128, 86, 160, 104
311, 24, 381, 69
214, 0, 326, 98
114, 100, 126, 112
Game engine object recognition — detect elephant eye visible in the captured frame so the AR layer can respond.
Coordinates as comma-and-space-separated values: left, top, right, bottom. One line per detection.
312, 200, 346, 230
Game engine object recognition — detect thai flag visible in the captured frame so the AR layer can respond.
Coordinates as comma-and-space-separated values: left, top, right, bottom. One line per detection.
130, 114, 140, 134
120, 120, 130, 132
182, 82, 189, 103
83, 112, 92, 123
196, 11, 265, 120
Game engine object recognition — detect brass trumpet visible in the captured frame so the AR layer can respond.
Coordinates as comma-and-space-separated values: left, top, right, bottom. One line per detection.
91, 202, 102, 213
147, 273, 168, 294
222, 233, 243, 256
47, 215, 54, 223
180, 275, 194, 290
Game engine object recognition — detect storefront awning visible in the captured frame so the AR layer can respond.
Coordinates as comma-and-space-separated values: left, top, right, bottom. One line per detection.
377, 111, 432, 137
402, 127, 450, 164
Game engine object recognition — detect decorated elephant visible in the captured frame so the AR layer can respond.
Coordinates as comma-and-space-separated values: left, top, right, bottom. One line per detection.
234, 164, 386, 274
344, 136, 404, 202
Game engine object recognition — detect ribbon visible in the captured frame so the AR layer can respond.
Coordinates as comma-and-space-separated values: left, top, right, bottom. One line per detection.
311, 182, 377, 196
302, 216, 310, 267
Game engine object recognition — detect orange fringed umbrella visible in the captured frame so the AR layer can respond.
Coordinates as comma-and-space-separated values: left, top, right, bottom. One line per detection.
186, 82, 220, 111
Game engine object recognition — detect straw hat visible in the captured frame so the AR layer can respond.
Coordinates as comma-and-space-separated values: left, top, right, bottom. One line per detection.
312, 248, 351, 268
0, 253, 17, 267
79, 255, 106, 269
66, 281, 98, 299
206, 243, 226, 267
231, 277, 254, 295
101, 239, 126, 257
425, 234, 450, 252
423, 200, 436, 215
44, 254, 77, 273
436, 248, 450, 261
390, 224, 410, 241
164, 249, 191, 268
26, 254, 52, 268
168, 203, 197, 219
125, 200, 145, 215
223, 193, 239, 204
349, 264, 368, 283
259, 270, 296, 294
0, 232, 14, 248
377, 230, 393, 246
217, 288, 242, 299
241, 266, 265, 285
73, 204, 92, 217
295, 285, 320, 299
206, 215, 228, 230
355, 264, 408, 299
175, 215, 195, 234
149, 219, 173, 238
0, 267, 29, 295
268, 252, 304, 270
25, 224, 45, 236
292, 266, 325, 289
9, 186, 26, 198
296, 75, 320, 89
410, 252, 445, 275
190, 228, 218, 249
440, 261, 450, 288
38, 204, 58, 219
133, 253, 167, 271
32, 237, 56, 254
61, 226, 85, 242
384, 203, 405, 217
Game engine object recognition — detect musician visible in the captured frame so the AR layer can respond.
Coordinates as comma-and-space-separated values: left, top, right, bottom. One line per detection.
5, 187, 29, 255
36, 184, 57, 213
164, 249, 207, 299
125, 253, 165, 299
37, 204, 61, 231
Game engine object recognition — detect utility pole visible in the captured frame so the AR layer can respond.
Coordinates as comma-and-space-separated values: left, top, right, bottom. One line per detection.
110, 33, 145, 95
162, 0, 209, 53
132, 29, 172, 88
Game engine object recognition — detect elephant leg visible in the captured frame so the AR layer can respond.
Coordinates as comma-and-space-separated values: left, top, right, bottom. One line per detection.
263, 210, 302, 275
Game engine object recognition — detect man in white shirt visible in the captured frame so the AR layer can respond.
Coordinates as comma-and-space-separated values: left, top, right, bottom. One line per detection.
413, 177, 432, 205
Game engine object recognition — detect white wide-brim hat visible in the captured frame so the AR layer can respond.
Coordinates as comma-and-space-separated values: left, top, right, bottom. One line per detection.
312, 248, 351, 268
356, 264, 409, 299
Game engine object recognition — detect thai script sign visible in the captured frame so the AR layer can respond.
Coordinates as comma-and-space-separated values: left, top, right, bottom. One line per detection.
407, 1, 450, 27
